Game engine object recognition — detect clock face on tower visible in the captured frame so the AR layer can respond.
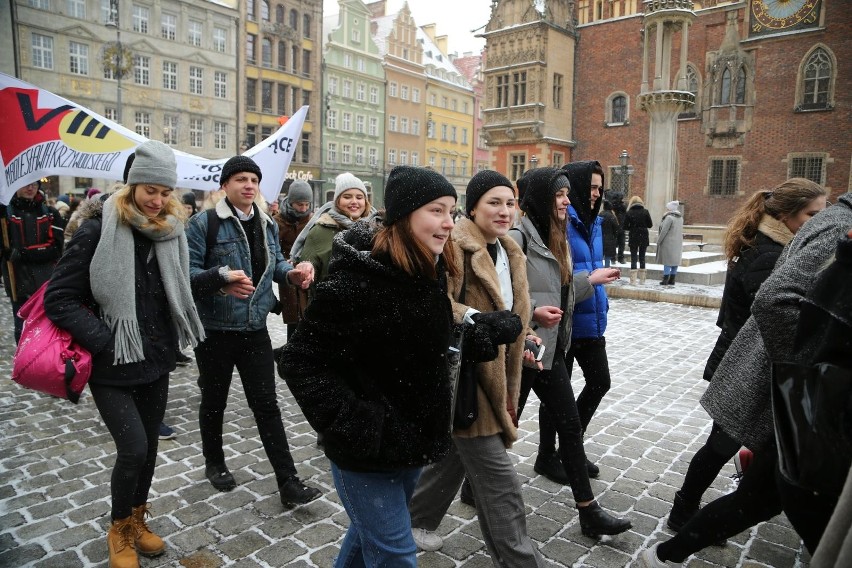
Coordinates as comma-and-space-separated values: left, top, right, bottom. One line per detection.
750, 0, 821, 36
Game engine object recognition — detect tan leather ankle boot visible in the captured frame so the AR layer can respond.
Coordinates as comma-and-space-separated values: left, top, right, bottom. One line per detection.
629, 269, 638, 285
108, 516, 139, 568
131, 503, 165, 557
638, 269, 647, 284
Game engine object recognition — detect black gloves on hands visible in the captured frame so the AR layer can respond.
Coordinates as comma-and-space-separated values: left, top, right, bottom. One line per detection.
464, 310, 523, 363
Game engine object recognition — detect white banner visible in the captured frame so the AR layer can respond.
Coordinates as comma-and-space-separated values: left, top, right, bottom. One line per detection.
0, 72, 307, 204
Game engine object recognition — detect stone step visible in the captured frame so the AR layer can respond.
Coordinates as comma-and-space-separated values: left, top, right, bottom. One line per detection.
642, 251, 726, 267
613, 261, 728, 286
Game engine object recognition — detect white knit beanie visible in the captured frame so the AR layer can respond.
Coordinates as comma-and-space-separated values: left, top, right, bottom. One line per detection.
666, 200, 680, 212
334, 172, 367, 201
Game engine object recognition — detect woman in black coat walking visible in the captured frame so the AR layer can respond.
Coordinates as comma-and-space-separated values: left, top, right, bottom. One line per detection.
599, 201, 619, 268
622, 195, 652, 284
44, 141, 205, 568
664, 178, 829, 535
279, 166, 466, 568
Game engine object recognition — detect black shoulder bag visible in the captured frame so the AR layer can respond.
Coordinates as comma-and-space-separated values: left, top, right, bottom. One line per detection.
450, 253, 478, 430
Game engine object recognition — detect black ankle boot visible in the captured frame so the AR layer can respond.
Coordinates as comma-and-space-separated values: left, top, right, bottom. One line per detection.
578, 501, 631, 537
585, 458, 600, 478
667, 274, 676, 286
534, 451, 569, 484
666, 492, 698, 532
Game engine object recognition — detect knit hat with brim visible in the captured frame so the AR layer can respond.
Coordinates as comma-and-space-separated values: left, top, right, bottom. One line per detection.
384, 166, 457, 225
465, 170, 513, 215
221, 155, 262, 185
127, 141, 177, 188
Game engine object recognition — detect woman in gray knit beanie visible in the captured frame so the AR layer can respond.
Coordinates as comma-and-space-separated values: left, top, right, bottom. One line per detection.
43, 140, 205, 568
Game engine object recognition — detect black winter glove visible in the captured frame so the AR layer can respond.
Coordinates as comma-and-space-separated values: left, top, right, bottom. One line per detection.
464, 323, 499, 363
471, 310, 523, 346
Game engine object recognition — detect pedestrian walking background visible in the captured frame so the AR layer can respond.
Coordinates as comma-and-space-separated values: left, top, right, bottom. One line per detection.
0, 298, 812, 567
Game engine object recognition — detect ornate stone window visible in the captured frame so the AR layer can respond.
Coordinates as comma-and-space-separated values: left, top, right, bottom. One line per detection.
796, 46, 835, 112
787, 152, 828, 186
606, 93, 629, 126
707, 157, 741, 197
679, 64, 700, 119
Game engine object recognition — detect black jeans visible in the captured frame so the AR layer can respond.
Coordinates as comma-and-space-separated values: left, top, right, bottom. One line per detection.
566, 337, 612, 432
677, 421, 741, 505
518, 355, 594, 503
658, 450, 783, 563
616, 230, 626, 263
196, 329, 297, 485
630, 243, 648, 269
90, 375, 168, 520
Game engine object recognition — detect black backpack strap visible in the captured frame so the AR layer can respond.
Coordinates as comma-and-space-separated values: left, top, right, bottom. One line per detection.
204, 208, 220, 265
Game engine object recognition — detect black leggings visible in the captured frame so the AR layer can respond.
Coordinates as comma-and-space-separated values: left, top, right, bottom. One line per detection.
90, 375, 169, 520
567, 337, 612, 432
630, 243, 648, 269
518, 354, 594, 503
677, 421, 741, 505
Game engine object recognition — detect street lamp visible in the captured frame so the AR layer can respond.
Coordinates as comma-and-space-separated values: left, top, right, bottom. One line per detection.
105, 0, 123, 124
529, 154, 538, 169
619, 149, 630, 194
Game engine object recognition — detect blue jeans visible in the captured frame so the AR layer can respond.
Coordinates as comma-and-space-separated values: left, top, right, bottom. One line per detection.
663, 265, 679, 275
332, 463, 421, 568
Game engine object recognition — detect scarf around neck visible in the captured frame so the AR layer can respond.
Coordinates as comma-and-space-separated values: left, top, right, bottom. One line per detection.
90, 197, 205, 365
284, 201, 311, 219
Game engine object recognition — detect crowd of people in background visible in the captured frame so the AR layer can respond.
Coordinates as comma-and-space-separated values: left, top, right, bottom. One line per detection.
3, 150, 851, 568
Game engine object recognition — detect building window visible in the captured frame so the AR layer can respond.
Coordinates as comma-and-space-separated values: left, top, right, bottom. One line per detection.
135, 111, 150, 138
327, 142, 337, 163
496, 74, 509, 108
462, 128, 468, 144
100, 0, 111, 23
290, 87, 299, 115
608, 166, 630, 194
161, 13, 176, 40
356, 83, 366, 101
356, 115, 365, 134
246, 125, 256, 147
343, 80, 352, 98
260, 0, 269, 21
401, 85, 409, 100
510, 154, 526, 181
388, 149, 396, 165
188, 20, 202, 47
427, 120, 435, 138
278, 41, 287, 70
400, 117, 408, 134
441, 124, 447, 141
679, 65, 700, 119
302, 90, 310, 118
163, 115, 178, 144
246, 78, 257, 111
163, 61, 177, 90
301, 133, 309, 163
450, 126, 457, 142
411, 152, 419, 167
708, 158, 740, 196
552, 73, 563, 109
189, 118, 203, 148
608, 94, 628, 124
303, 14, 311, 38
342, 144, 351, 164
189, 66, 203, 95
389, 82, 397, 97
512, 72, 527, 106
30, 0, 49, 9
66, 0, 85, 18
302, 50, 311, 75
440, 158, 447, 174
789, 154, 826, 185
290, 45, 299, 73
214, 121, 227, 150
357, 58, 365, 73
213, 27, 226, 52
412, 120, 420, 136
355, 146, 365, 166
246, 0, 254, 21
329, 76, 338, 95
289, 9, 298, 30
369, 147, 377, 166
132, 5, 149, 34
342, 112, 352, 131
247, 34, 256, 64
441, 96, 448, 108
69, 41, 88, 75
799, 47, 833, 111
261, 81, 273, 113
134, 55, 150, 85
412, 88, 420, 103
214, 71, 227, 98
260, 38, 272, 67
352, 27, 360, 42
278, 84, 287, 115
104, 107, 117, 121
400, 151, 408, 166
343, 53, 352, 68
369, 86, 378, 104
32, 33, 53, 69
368, 117, 378, 136
552, 152, 565, 168
388, 116, 397, 132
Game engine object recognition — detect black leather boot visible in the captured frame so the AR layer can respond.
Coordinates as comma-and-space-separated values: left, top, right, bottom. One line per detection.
660, 274, 670, 285
534, 451, 569, 484
666, 492, 698, 532
585, 458, 600, 478
667, 273, 676, 286
578, 501, 632, 537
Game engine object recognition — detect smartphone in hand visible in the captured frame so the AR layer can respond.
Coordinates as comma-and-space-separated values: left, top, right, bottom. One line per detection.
524, 339, 546, 361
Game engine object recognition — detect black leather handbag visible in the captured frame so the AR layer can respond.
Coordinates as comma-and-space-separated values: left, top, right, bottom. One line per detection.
451, 255, 478, 430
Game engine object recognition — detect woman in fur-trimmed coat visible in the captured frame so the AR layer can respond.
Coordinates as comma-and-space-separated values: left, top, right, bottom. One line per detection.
409, 170, 544, 565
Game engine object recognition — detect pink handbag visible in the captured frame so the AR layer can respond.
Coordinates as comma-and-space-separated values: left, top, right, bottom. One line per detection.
12, 281, 92, 403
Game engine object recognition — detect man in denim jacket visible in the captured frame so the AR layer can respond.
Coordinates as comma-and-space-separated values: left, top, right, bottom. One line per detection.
186, 155, 320, 507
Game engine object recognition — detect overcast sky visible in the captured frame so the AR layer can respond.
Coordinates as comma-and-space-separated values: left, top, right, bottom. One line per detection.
322, 0, 491, 56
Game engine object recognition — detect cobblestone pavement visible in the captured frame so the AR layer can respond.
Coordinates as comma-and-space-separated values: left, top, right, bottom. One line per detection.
0, 298, 812, 567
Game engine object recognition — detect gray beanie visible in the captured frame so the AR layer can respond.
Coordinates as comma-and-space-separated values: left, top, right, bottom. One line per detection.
127, 141, 177, 188
287, 180, 313, 203
384, 166, 457, 225
334, 172, 368, 201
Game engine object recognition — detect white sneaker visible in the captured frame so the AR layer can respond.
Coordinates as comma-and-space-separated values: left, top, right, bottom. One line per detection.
640, 543, 681, 567
411, 527, 443, 551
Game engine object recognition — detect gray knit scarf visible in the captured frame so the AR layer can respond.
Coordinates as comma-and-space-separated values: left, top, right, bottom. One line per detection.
90, 197, 206, 365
